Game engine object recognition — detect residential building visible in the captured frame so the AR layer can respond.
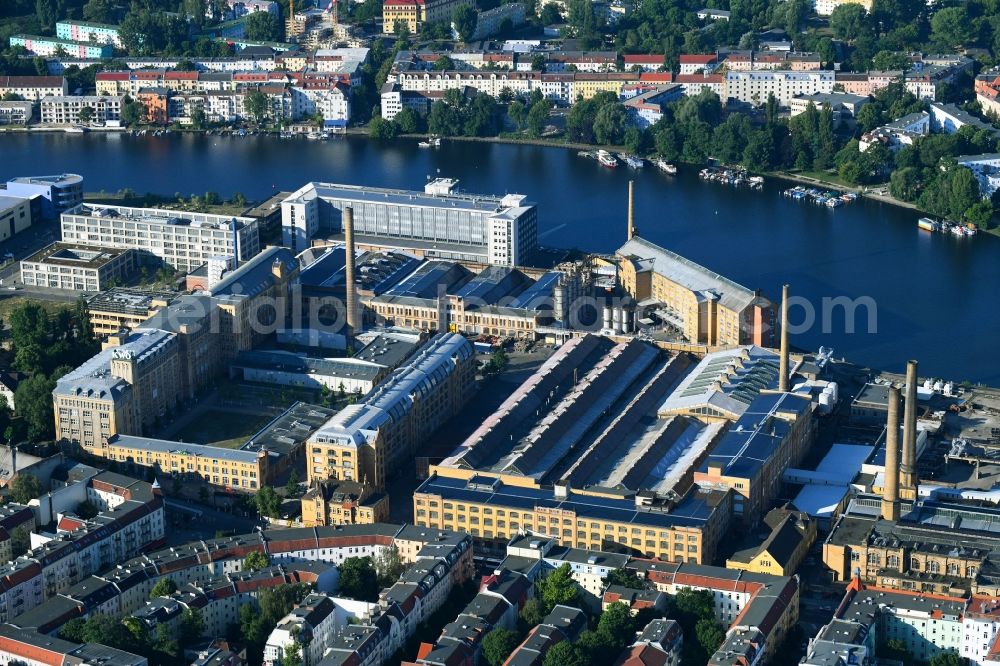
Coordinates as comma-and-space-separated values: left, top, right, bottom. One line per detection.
5, 173, 82, 219
859, 111, 930, 152
300, 479, 390, 527
957, 153, 1000, 199
674, 73, 725, 97
976, 73, 1000, 117
0, 196, 33, 243
55, 20, 122, 48
0, 101, 33, 125
623, 54, 665, 72
505, 534, 630, 604
696, 8, 730, 20
264, 594, 356, 666
617, 236, 776, 347
53, 328, 181, 453
503, 605, 588, 665
615, 619, 683, 666
678, 54, 719, 75
20, 243, 138, 292
724, 70, 836, 107
930, 102, 1000, 136
623, 84, 683, 128
383, 0, 473, 35
725, 506, 817, 576
59, 202, 260, 272
0, 76, 67, 101
8, 35, 113, 59
789, 92, 869, 126
306, 333, 476, 491
281, 179, 538, 266
40, 95, 123, 125
456, 3, 527, 41
814, 0, 871, 16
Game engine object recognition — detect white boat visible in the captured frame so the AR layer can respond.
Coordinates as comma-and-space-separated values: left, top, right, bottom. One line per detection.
622, 155, 644, 169
655, 159, 677, 174
418, 140, 432, 148
432, 137, 442, 147
64, 125, 88, 134
597, 150, 618, 168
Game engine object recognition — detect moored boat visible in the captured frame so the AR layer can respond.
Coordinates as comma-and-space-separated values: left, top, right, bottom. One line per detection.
597, 150, 618, 168
917, 217, 939, 232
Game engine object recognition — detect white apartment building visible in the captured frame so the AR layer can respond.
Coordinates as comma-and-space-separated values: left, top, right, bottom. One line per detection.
40, 95, 123, 125
0, 101, 33, 125
60, 203, 260, 272
725, 70, 836, 107
264, 594, 378, 666
0, 75, 67, 101
291, 84, 351, 124
957, 153, 1000, 199
814, 0, 871, 16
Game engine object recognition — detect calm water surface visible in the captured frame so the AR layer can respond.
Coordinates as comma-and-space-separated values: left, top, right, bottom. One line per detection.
2, 132, 997, 383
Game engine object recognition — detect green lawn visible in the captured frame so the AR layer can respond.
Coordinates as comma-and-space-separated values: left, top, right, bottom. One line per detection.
783, 169, 856, 189
0, 296, 76, 322
172, 409, 273, 449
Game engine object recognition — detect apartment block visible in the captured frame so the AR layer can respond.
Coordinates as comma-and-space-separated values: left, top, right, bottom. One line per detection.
0, 76, 68, 102
0, 101, 33, 125
60, 202, 260, 272
301, 479, 390, 527
814, 0, 871, 16
55, 20, 122, 47
40, 95, 123, 125
382, 0, 472, 34
724, 70, 836, 107
9, 35, 113, 59
307, 333, 476, 491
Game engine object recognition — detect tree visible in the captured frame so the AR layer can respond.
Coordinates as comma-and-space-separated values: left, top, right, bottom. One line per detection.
369, 115, 399, 139
931, 6, 973, 50
453, 5, 478, 42
150, 578, 178, 598
11, 377, 51, 440
77, 106, 95, 124
519, 597, 545, 628
190, 107, 207, 129
593, 102, 627, 145
526, 99, 549, 137
10, 526, 29, 557
281, 641, 304, 666
254, 485, 281, 518
929, 651, 963, 666
508, 100, 526, 129
373, 546, 405, 587
394, 107, 421, 133
695, 617, 726, 653
540, 3, 560, 25
542, 642, 585, 666
338, 557, 379, 601
538, 563, 581, 613
482, 628, 521, 666
244, 89, 270, 125
83, 0, 116, 23
965, 200, 994, 230
531, 54, 547, 72
76, 500, 99, 519
121, 100, 145, 126
604, 568, 645, 589
872, 50, 910, 72
285, 469, 300, 497
433, 55, 456, 71
245, 11, 281, 41
10, 473, 41, 504
179, 608, 204, 643
828, 3, 869, 42
244, 550, 270, 571
597, 602, 635, 647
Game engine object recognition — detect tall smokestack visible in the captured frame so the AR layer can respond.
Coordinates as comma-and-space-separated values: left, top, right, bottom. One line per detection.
778, 284, 789, 393
344, 206, 358, 336
900, 360, 919, 495
627, 180, 635, 240
881, 385, 901, 521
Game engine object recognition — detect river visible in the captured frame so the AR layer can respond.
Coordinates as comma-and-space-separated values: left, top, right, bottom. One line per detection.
2, 131, 997, 383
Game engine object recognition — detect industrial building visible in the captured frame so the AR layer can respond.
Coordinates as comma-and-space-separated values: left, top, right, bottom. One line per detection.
298, 245, 572, 338
59, 202, 260, 272
281, 179, 537, 266
617, 236, 775, 347
20, 243, 138, 292
0, 195, 34, 243
306, 333, 476, 491
107, 401, 336, 491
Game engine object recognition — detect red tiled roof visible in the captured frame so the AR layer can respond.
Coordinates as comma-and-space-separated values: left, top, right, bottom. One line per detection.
639, 73, 673, 82
0, 76, 64, 88
679, 54, 717, 64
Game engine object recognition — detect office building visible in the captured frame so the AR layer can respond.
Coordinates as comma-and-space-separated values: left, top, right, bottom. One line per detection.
86, 288, 176, 337
301, 478, 390, 526
5, 173, 82, 219
9, 35, 113, 59
281, 179, 538, 266
306, 333, 476, 491
53, 329, 181, 453
617, 236, 776, 347
20, 243, 138, 292
382, 0, 472, 34
0, 196, 33, 243
40, 95, 124, 125
60, 202, 260, 272
55, 20, 122, 48
0, 76, 67, 102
